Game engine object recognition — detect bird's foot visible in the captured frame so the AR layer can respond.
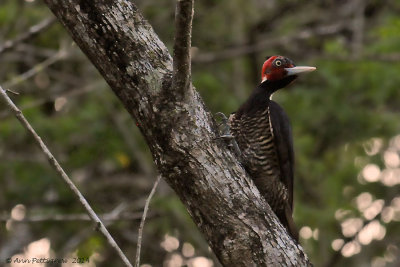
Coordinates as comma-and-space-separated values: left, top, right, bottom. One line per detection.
215, 112, 229, 135
215, 112, 242, 158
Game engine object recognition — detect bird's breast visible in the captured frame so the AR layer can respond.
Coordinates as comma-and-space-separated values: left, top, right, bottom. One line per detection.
229, 107, 289, 209
230, 107, 278, 171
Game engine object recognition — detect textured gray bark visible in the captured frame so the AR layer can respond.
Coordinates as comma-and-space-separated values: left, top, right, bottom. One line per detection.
43, 0, 312, 266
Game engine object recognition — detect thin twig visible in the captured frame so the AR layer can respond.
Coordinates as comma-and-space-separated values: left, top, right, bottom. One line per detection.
6, 89, 19, 95
0, 86, 133, 267
3, 49, 68, 89
313, 53, 400, 62
172, 0, 194, 95
0, 17, 57, 55
0, 82, 100, 120
135, 175, 162, 267
16, 43, 58, 58
60, 203, 129, 257
1, 212, 149, 222
351, 0, 366, 59
193, 21, 351, 64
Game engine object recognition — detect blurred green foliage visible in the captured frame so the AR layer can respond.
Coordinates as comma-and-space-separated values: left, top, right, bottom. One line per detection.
1, 0, 400, 266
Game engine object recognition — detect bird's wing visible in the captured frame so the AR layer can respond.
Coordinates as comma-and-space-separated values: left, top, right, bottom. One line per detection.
269, 100, 295, 210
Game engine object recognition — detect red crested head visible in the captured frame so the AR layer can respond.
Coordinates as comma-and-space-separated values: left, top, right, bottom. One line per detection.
261, 56, 316, 82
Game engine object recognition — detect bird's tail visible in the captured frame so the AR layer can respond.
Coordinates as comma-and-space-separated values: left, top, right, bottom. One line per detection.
279, 204, 299, 242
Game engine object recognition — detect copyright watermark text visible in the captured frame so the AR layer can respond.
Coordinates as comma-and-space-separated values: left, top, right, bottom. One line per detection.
6, 257, 89, 264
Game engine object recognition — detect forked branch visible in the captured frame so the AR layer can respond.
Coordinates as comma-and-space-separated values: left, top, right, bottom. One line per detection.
172, 0, 194, 95
42, 1, 312, 265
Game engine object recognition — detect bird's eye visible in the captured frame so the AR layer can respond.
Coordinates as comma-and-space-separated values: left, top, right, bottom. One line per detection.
275, 60, 282, 66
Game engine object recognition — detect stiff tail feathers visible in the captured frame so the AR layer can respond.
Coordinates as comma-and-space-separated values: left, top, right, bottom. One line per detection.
278, 204, 298, 242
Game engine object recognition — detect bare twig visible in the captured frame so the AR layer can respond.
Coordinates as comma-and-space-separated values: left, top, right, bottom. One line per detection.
1, 212, 148, 223
135, 175, 162, 267
0, 86, 133, 267
372, 53, 400, 62
172, 0, 194, 95
314, 53, 400, 62
0, 82, 100, 120
2, 203, 156, 223
3, 49, 68, 89
0, 17, 57, 55
16, 43, 58, 58
193, 21, 351, 64
60, 203, 130, 257
351, 0, 366, 58
6, 89, 19, 95
0, 151, 47, 163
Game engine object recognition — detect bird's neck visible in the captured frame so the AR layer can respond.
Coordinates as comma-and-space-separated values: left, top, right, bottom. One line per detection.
259, 75, 297, 95
236, 76, 296, 118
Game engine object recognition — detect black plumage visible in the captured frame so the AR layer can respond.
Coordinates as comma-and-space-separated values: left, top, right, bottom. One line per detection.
229, 75, 298, 240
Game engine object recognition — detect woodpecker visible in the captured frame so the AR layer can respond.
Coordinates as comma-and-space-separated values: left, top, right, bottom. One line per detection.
227, 56, 316, 241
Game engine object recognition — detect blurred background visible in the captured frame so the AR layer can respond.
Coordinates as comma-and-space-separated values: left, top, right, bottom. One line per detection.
1, 0, 400, 266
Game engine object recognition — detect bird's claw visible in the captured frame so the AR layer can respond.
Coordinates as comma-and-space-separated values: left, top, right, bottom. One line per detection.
215, 112, 228, 121
215, 112, 230, 136
215, 112, 242, 158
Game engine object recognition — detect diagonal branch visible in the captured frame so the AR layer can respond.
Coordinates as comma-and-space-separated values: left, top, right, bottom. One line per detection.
172, 0, 194, 95
3, 48, 69, 90
0, 86, 133, 267
0, 212, 146, 222
0, 17, 57, 56
135, 175, 162, 267
0, 82, 100, 120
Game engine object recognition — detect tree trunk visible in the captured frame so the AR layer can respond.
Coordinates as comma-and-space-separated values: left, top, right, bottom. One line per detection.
43, 0, 312, 266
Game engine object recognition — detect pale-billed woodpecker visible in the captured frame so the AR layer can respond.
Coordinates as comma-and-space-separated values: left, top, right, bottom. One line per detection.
221, 56, 316, 241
